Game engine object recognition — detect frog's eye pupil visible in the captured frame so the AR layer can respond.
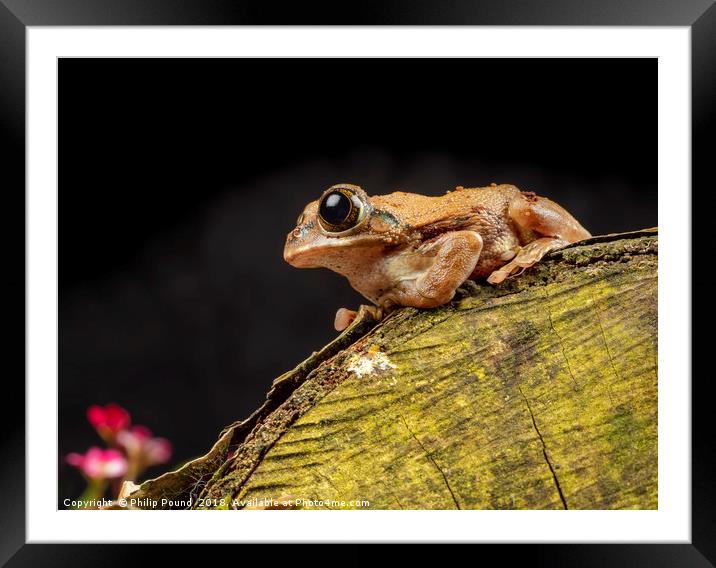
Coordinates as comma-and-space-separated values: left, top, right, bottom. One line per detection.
317, 185, 367, 233
320, 192, 352, 226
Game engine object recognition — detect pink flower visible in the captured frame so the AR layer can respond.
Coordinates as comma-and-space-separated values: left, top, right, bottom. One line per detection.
66, 447, 128, 480
117, 425, 172, 467
144, 437, 172, 465
87, 404, 131, 442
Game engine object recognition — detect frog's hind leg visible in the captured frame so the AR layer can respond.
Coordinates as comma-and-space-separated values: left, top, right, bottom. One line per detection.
509, 191, 592, 242
487, 237, 569, 284
487, 192, 591, 285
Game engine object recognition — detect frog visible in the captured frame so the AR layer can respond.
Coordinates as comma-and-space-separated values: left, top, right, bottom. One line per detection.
284, 183, 591, 331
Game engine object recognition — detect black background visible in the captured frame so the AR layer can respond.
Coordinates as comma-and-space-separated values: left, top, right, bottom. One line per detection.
58, 58, 656, 504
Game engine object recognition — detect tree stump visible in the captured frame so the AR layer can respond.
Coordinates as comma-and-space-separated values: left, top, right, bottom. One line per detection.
124, 229, 657, 510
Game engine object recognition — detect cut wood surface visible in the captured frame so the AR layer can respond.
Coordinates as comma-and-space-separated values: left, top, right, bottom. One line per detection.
126, 229, 658, 510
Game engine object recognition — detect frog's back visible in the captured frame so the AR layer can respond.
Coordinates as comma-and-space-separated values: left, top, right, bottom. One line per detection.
371, 184, 521, 228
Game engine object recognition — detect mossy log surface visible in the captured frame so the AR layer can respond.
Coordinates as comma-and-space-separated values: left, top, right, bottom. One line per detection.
127, 229, 658, 510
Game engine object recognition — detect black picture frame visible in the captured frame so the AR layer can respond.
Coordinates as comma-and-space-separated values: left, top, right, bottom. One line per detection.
2, 0, 709, 564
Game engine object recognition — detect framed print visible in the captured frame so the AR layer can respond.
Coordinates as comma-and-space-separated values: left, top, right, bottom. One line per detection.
2, 0, 711, 563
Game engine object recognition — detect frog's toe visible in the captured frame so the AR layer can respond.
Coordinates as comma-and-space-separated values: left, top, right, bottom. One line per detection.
334, 308, 358, 332
487, 268, 512, 285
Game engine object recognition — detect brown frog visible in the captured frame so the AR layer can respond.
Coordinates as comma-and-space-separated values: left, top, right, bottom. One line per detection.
284, 183, 591, 331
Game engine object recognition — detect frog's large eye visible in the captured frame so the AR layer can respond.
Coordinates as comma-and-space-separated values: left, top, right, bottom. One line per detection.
318, 186, 367, 233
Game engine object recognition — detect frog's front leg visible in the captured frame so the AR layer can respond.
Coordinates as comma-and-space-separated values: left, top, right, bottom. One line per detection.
487, 192, 591, 284
336, 231, 482, 329
390, 230, 484, 309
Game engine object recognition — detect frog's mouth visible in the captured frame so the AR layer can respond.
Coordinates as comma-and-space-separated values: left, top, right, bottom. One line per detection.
283, 238, 351, 268
284, 232, 384, 270
284, 244, 321, 268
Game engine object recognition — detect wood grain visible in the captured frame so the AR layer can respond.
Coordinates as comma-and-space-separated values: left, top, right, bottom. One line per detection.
121, 229, 658, 509
188, 230, 658, 510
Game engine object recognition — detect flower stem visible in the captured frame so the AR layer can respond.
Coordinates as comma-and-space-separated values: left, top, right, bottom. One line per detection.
74, 478, 108, 509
